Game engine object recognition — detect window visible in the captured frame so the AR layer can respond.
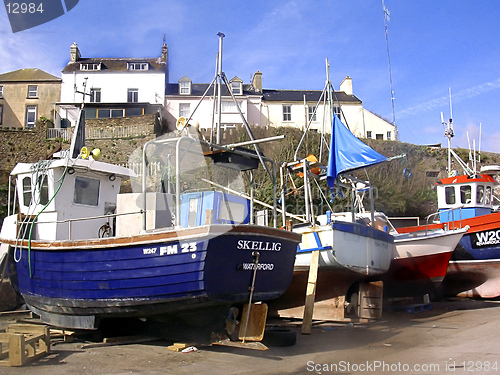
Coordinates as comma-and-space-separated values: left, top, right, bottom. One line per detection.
179, 103, 190, 118
90, 88, 101, 103
80, 63, 101, 71
0, 105, 3, 125
0, 86, 3, 98
26, 105, 37, 128
125, 108, 143, 117
282, 105, 291, 121
333, 106, 341, 118
366, 131, 372, 139
127, 89, 139, 103
387, 131, 392, 140
485, 186, 492, 205
445, 186, 455, 205
95, 109, 125, 118
308, 106, 316, 122
376, 134, 384, 140
460, 185, 472, 204
37, 175, 49, 206
127, 62, 148, 71
231, 81, 242, 95
477, 185, 485, 204
179, 81, 191, 95
22, 177, 32, 206
27, 85, 38, 98
74, 177, 100, 206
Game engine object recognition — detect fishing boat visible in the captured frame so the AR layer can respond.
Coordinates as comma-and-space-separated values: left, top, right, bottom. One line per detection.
364, 212, 467, 298
269, 67, 395, 320
0, 36, 301, 330
397, 112, 500, 298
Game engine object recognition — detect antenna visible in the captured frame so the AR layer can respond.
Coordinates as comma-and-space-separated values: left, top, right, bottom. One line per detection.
382, 0, 398, 139
443, 88, 454, 175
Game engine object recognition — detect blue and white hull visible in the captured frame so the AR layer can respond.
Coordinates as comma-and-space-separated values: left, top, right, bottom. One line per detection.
5, 224, 299, 329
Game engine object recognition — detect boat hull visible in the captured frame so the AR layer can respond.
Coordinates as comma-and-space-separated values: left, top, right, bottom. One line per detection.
268, 221, 394, 320
5, 224, 300, 329
381, 229, 465, 298
398, 213, 500, 298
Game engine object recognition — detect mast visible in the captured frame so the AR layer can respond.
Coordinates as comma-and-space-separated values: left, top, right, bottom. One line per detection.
382, 0, 398, 139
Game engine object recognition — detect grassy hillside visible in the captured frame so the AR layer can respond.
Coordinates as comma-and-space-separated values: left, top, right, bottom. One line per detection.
2, 126, 499, 227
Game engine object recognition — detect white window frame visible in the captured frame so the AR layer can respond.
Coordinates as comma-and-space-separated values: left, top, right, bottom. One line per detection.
387, 131, 392, 140
307, 106, 316, 122
26, 105, 37, 128
127, 88, 139, 103
27, 85, 38, 98
80, 63, 101, 71
127, 62, 149, 71
0, 86, 3, 98
0, 104, 3, 125
231, 81, 242, 95
179, 103, 190, 118
90, 88, 101, 103
282, 105, 292, 122
366, 131, 372, 139
180, 81, 191, 95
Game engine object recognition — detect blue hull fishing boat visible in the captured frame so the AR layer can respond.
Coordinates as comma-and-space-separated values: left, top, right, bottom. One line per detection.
0, 35, 300, 330
0, 122, 300, 330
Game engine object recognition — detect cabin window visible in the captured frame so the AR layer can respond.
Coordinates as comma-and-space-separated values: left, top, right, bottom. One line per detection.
37, 175, 49, 206
485, 186, 492, 205
445, 186, 455, 205
188, 198, 199, 227
74, 177, 100, 206
477, 185, 485, 204
217, 199, 247, 223
22, 177, 32, 206
460, 185, 472, 204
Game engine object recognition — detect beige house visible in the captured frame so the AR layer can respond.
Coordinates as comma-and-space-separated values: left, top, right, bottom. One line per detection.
0, 68, 61, 129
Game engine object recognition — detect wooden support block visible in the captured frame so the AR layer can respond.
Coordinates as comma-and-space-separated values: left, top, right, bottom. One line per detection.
301, 250, 320, 335
0, 324, 50, 367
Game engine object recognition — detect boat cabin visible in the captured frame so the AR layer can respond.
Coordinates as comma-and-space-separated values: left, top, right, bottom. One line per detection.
3, 158, 136, 242
436, 174, 497, 222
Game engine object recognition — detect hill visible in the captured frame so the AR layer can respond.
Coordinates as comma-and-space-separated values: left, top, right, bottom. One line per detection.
1, 124, 499, 226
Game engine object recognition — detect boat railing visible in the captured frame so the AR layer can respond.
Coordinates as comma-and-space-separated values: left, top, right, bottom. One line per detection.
425, 205, 464, 233
19, 210, 143, 241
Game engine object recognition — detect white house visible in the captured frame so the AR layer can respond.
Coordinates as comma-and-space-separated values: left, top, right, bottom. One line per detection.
165, 72, 397, 141
164, 74, 263, 132
58, 42, 167, 127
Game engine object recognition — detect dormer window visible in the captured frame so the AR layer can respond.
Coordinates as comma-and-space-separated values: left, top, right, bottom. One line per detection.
80, 63, 101, 71
230, 78, 243, 95
179, 77, 192, 95
127, 62, 149, 71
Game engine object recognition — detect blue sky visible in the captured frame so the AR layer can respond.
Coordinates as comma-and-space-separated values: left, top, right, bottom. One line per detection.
1, 0, 500, 152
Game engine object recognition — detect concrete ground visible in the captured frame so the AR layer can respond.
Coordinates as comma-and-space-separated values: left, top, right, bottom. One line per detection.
1, 298, 500, 375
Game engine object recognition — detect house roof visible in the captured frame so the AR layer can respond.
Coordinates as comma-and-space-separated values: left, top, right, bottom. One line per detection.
166, 83, 261, 97
0, 68, 61, 82
62, 57, 168, 73
165, 83, 360, 103
262, 89, 361, 103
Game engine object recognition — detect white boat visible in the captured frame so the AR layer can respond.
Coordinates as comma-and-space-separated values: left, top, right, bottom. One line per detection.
269, 63, 395, 320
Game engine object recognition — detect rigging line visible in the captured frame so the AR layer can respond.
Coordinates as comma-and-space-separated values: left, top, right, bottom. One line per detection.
382, 0, 398, 138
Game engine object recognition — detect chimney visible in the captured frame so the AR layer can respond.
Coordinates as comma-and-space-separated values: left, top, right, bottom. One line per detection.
252, 71, 262, 92
340, 76, 353, 95
70, 42, 81, 63
160, 42, 168, 65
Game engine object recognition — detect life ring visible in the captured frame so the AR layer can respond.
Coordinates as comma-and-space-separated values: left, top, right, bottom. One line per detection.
403, 168, 412, 178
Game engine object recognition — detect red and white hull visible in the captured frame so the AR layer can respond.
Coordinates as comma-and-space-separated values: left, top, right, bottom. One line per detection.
382, 228, 467, 297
